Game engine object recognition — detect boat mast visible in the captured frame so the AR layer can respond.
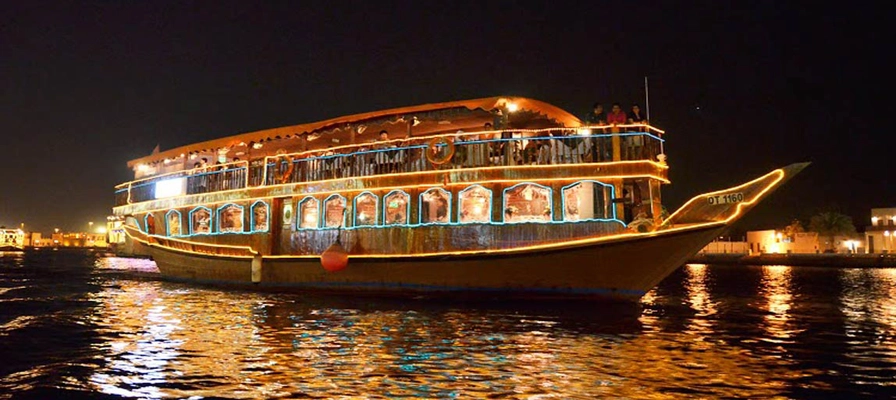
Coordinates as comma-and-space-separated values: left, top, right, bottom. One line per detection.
644, 76, 650, 121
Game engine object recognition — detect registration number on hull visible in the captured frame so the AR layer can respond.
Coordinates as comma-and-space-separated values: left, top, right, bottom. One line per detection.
707, 192, 744, 205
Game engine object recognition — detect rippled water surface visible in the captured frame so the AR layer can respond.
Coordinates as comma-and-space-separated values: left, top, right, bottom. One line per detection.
2, 250, 896, 399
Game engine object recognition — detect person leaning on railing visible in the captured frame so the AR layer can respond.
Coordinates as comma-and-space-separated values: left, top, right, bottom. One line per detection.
606, 103, 628, 159
583, 102, 608, 162
627, 104, 648, 159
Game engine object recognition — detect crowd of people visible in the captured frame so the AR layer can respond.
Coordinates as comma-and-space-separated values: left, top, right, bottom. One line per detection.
583, 102, 648, 126
181, 104, 655, 190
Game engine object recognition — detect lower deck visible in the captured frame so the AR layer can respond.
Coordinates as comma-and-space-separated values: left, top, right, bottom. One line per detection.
118, 162, 667, 256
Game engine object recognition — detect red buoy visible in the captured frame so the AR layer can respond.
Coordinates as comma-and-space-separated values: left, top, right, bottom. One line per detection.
320, 240, 349, 272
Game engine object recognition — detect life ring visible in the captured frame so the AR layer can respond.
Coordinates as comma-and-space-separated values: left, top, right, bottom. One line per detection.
425, 137, 455, 166
273, 155, 295, 184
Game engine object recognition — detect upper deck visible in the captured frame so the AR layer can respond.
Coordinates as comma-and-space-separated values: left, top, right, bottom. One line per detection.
114, 97, 667, 211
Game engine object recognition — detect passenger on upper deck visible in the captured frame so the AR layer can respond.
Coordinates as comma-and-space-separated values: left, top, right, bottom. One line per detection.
584, 102, 606, 125
375, 130, 399, 174
606, 103, 627, 125
627, 104, 648, 158
627, 103, 647, 124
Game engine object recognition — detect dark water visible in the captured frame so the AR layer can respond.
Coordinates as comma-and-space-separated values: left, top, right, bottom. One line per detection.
2, 250, 895, 399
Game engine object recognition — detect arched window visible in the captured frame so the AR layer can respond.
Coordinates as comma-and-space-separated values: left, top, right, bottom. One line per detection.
458, 185, 492, 223
503, 183, 552, 223
144, 213, 156, 235
126, 216, 141, 232
323, 194, 347, 228
383, 190, 410, 226
561, 181, 615, 221
419, 188, 451, 224
217, 203, 245, 233
189, 206, 212, 235
298, 197, 320, 229
354, 192, 379, 226
250, 201, 269, 232
165, 210, 182, 236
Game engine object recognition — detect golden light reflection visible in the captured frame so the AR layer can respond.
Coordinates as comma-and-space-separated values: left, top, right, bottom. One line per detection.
72, 264, 825, 398
758, 265, 797, 342
684, 263, 717, 338
638, 289, 660, 332
840, 268, 896, 367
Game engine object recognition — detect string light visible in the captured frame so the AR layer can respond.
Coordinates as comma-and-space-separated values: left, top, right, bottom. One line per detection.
115, 171, 668, 216
123, 167, 788, 260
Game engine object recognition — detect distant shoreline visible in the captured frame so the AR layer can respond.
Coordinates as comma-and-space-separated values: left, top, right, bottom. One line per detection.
689, 253, 896, 268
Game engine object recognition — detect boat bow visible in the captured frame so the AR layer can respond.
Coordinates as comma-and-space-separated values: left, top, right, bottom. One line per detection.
661, 162, 809, 228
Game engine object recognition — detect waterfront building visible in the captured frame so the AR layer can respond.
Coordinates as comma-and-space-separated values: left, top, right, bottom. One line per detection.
865, 207, 896, 254
746, 230, 819, 254
41, 232, 109, 248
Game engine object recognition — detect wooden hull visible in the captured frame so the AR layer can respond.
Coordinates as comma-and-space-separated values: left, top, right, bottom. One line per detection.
135, 222, 724, 299
123, 163, 808, 300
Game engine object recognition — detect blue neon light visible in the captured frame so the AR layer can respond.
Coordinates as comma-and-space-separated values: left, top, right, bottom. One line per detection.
352, 191, 379, 227
265, 130, 662, 170
382, 190, 411, 226
249, 200, 270, 233
143, 213, 154, 234
418, 187, 452, 225
215, 203, 245, 233
322, 194, 347, 229
188, 206, 213, 235
297, 197, 321, 229
560, 180, 618, 222
457, 184, 493, 224
165, 209, 183, 237
501, 182, 554, 223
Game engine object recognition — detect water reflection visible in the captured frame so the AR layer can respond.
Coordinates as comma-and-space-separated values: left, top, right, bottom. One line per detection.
6, 254, 896, 397
839, 268, 896, 387
683, 264, 718, 337
758, 265, 798, 342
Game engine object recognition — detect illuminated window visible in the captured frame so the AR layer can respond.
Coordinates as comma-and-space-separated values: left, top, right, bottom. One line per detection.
250, 201, 269, 232
144, 213, 157, 235
420, 188, 451, 224
503, 183, 552, 223
165, 210, 182, 236
126, 216, 141, 232
458, 185, 492, 223
323, 195, 347, 228
298, 197, 320, 229
561, 181, 614, 221
383, 190, 410, 226
354, 192, 379, 226
217, 204, 244, 233
189, 207, 212, 235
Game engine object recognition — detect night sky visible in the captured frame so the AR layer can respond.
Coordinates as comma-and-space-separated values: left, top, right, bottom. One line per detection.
1, 1, 891, 234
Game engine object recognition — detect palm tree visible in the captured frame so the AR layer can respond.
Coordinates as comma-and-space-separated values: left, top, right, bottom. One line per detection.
808, 212, 856, 251
781, 219, 805, 240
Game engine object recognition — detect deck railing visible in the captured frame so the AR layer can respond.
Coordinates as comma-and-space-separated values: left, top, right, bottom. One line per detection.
117, 161, 249, 205
115, 126, 664, 206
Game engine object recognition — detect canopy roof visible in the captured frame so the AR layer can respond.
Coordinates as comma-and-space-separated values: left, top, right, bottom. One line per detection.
127, 96, 582, 167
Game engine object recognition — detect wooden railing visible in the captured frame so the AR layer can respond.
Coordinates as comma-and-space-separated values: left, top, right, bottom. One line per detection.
116, 126, 664, 206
